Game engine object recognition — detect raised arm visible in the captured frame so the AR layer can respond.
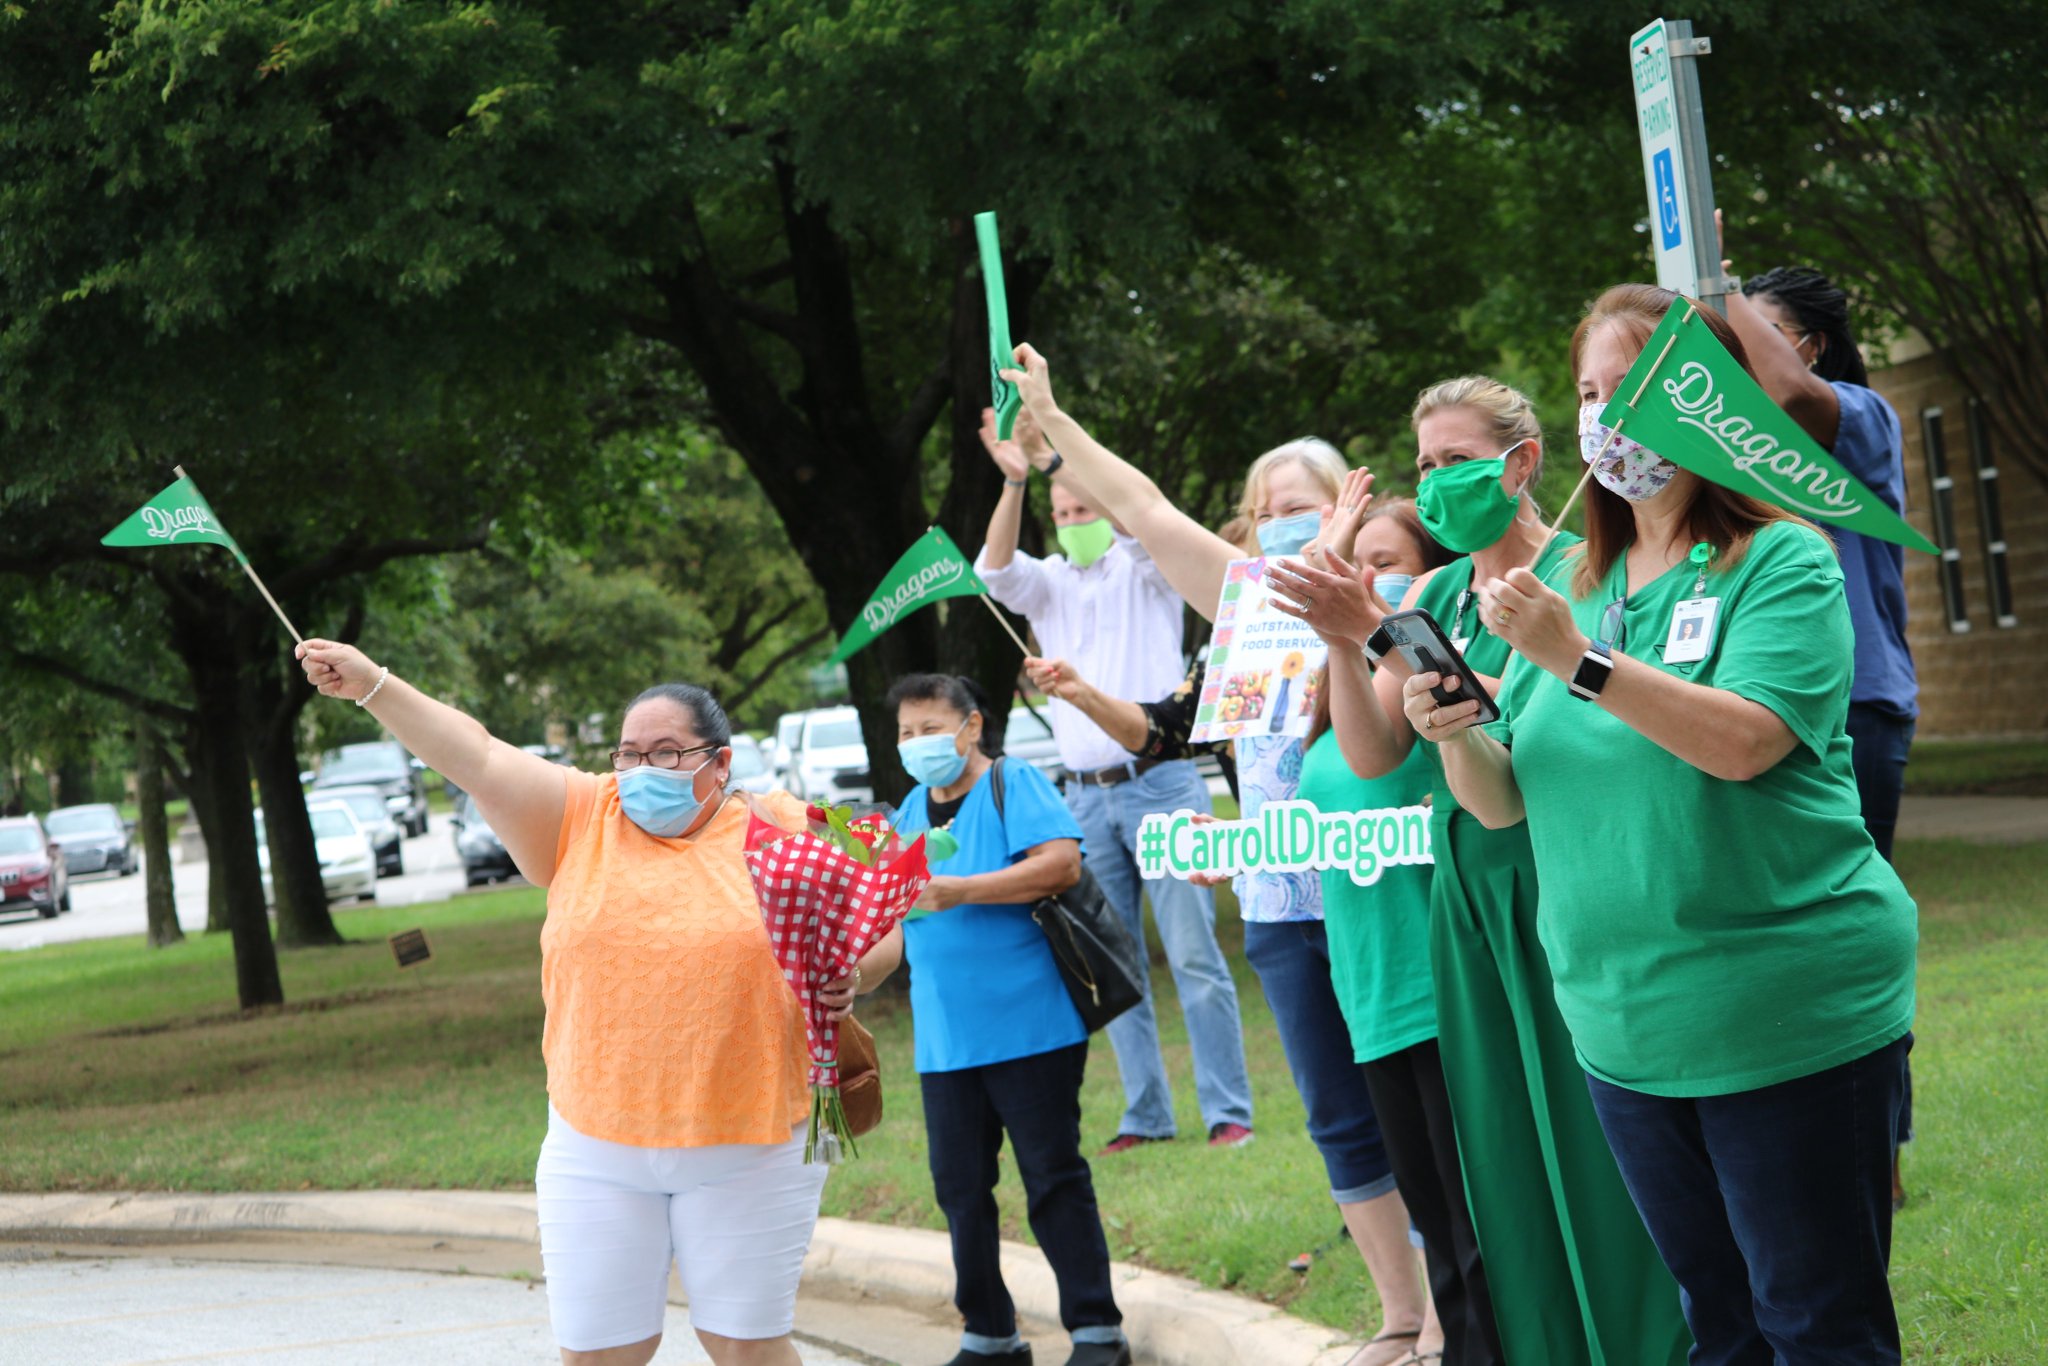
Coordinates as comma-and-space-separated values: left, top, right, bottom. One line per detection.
1024, 655, 1150, 752
297, 640, 571, 885
1004, 343, 1240, 619
978, 406, 1033, 572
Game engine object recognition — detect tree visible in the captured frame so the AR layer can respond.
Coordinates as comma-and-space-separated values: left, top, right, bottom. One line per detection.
134, 715, 184, 948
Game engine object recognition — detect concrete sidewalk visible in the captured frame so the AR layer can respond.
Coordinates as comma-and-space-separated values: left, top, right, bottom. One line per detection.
1897, 794, 2048, 844
0, 1193, 1360, 1366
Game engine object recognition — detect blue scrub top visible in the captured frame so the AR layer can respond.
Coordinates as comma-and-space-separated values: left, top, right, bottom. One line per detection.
1829, 381, 1918, 718
896, 760, 1088, 1073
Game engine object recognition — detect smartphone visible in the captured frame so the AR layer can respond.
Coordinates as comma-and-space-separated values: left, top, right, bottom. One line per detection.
1366, 609, 1501, 726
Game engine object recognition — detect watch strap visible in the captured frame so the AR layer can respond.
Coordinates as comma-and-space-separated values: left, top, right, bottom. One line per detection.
1568, 640, 1614, 701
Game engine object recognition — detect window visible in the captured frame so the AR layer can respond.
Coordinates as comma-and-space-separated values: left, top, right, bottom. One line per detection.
1965, 399, 2019, 628
1919, 407, 1971, 633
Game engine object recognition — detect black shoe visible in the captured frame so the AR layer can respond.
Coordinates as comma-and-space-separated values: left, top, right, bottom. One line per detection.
1064, 1343, 1132, 1366
941, 1348, 1032, 1366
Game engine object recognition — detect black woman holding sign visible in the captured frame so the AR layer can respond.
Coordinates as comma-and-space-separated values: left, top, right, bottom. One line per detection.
1268, 375, 1687, 1366
1428, 285, 1918, 1363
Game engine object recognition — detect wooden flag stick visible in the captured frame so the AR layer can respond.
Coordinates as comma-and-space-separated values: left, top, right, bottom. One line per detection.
174, 464, 304, 645
977, 592, 1033, 655
1524, 306, 1695, 573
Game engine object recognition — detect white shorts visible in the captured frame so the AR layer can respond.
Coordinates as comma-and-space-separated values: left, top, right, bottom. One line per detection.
535, 1106, 829, 1350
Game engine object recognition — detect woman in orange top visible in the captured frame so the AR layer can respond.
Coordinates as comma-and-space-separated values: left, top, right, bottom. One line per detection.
297, 639, 901, 1366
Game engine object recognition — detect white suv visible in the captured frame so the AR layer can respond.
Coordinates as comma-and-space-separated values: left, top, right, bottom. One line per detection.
791, 707, 872, 805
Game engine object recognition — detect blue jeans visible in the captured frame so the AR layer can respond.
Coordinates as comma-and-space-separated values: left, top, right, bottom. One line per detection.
1585, 1035, 1910, 1366
921, 1044, 1124, 1352
1242, 919, 1396, 1202
1066, 759, 1252, 1138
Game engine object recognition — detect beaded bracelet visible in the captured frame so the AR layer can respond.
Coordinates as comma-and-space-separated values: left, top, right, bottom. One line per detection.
356, 666, 390, 708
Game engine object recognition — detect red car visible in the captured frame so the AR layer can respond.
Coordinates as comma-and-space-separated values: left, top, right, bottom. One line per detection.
0, 816, 71, 919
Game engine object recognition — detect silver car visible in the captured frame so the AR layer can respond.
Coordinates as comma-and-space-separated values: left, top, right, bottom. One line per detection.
309, 785, 406, 878
45, 803, 139, 877
256, 801, 378, 906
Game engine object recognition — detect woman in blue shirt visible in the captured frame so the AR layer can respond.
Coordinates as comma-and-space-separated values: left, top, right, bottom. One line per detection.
888, 671, 1129, 1366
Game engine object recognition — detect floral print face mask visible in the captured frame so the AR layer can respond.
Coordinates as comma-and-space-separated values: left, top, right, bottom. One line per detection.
1579, 402, 1680, 502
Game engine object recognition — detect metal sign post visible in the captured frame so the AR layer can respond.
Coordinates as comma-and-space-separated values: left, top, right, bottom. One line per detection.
1630, 17, 1733, 315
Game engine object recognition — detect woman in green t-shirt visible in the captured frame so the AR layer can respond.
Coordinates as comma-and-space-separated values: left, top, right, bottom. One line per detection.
1269, 376, 1689, 1366
1422, 285, 1917, 1364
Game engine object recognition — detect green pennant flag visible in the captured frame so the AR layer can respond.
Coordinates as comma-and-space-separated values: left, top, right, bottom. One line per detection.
974, 211, 1022, 441
1602, 305, 1938, 554
828, 527, 989, 663
101, 473, 249, 563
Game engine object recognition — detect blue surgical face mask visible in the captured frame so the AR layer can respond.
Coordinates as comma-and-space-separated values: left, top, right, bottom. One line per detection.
1373, 573, 1415, 610
1256, 510, 1322, 557
898, 721, 971, 789
616, 761, 717, 838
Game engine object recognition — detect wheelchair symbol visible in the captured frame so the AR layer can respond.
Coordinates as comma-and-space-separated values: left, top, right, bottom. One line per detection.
1653, 149, 1683, 249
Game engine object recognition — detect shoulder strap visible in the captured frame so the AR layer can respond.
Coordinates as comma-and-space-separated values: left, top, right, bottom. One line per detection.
988, 755, 1007, 818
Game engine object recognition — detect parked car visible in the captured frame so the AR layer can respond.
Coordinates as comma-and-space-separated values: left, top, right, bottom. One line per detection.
1004, 704, 1066, 781
0, 816, 70, 919
453, 794, 518, 887
791, 706, 872, 805
45, 803, 139, 877
769, 712, 807, 787
728, 735, 779, 796
255, 801, 378, 906
312, 740, 430, 837
310, 785, 406, 878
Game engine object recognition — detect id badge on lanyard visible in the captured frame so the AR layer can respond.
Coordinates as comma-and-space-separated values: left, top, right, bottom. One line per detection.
1663, 544, 1720, 665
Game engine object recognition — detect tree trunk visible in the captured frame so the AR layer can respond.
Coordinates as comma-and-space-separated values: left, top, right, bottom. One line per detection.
174, 618, 284, 1008
182, 738, 232, 935
135, 715, 183, 948
248, 654, 344, 947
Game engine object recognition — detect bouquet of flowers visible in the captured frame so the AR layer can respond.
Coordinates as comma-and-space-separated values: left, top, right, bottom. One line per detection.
743, 802, 930, 1162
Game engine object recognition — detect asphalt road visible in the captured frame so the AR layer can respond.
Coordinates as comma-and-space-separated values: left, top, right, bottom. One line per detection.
0, 813, 510, 953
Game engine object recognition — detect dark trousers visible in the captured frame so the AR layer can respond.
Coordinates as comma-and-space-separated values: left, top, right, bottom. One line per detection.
1846, 702, 1917, 1147
1845, 702, 1914, 862
921, 1042, 1122, 1339
1360, 1040, 1504, 1366
1585, 1036, 1910, 1366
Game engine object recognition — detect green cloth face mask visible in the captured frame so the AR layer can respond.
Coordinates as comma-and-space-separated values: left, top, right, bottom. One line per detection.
1056, 518, 1114, 568
1415, 449, 1524, 553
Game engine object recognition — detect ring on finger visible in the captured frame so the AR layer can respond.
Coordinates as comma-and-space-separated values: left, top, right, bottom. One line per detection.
1497, 607, 1515, 625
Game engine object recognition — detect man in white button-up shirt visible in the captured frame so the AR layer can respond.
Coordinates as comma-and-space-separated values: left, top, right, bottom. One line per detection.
975, 416, 1253, 1153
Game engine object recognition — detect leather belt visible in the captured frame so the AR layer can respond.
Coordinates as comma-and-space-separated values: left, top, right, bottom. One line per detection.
1069, 756, 1163, 788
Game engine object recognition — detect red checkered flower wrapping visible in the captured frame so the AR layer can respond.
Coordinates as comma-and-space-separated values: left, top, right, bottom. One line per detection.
743, 812, 930, 1089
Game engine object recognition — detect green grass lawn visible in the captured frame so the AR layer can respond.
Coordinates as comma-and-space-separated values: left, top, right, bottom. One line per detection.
1906, 739, 2048, 797
0, 842, 2040, 1361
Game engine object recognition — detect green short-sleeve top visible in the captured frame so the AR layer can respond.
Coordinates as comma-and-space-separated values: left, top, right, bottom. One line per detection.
1493, 521, 1917, 1097
1407, 534, 1582, 819
1297, 732, 1437, 1063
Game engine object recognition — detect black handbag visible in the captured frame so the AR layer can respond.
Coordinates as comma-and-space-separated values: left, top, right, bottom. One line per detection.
988, 758, 1147, 1033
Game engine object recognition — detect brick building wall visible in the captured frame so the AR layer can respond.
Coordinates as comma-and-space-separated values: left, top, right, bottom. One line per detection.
1868, 353, 2048, 738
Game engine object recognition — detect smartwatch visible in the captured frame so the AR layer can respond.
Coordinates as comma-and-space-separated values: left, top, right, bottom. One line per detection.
1568, 639, 1614, 701
1363, 622, 1394, 665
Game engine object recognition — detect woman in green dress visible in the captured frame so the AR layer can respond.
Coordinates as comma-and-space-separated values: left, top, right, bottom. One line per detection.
1270, 375, 1691, 1366
1427, 286, 1916, 1364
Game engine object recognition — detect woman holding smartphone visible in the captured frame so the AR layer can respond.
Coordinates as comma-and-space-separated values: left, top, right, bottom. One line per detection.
1265, 375, 1689, 1366
1425, 285, 1917, 1363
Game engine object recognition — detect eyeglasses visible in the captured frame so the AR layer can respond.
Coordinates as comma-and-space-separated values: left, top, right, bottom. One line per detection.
610, 743, 719, 772
1769, 322, 1814, 347
1598, 598, 1628, 653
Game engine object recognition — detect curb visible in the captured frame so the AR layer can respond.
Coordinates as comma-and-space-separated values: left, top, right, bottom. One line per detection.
0, 1193, 1356, 1366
